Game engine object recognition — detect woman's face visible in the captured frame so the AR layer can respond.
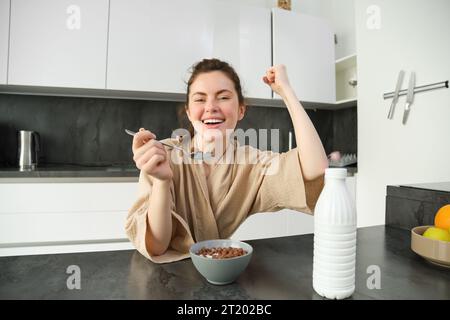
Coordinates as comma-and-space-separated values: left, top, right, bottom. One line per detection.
186, 71, 245, 142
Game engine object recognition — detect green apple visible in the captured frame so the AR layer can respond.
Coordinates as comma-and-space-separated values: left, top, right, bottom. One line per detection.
423, 227, 450, 242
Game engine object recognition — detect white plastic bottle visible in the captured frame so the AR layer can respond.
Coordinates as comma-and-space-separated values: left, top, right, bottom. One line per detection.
313, 168, 357, 299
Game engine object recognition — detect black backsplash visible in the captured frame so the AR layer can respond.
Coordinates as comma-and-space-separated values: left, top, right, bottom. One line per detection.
0, 93, 356, 167
333, 107, 357, 155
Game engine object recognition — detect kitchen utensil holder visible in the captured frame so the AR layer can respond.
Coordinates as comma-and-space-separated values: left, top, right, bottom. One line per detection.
383, 80, 448, 99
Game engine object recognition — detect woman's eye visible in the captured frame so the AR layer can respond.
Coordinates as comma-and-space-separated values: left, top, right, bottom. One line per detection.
219, 96, 230, 100
194, 99, 205, 102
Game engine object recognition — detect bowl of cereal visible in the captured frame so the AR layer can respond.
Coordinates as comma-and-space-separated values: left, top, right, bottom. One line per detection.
189, 239, 253, 285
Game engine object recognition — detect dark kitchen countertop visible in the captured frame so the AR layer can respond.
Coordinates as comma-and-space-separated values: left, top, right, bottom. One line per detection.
0, 225, 448, 299
0, 164, 140, 178
399, 181, 450, 193
0, 164, 357, 179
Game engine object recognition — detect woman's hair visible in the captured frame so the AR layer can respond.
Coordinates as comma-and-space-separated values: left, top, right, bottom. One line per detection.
186, 58, 245, 106
178, 58, 246, 137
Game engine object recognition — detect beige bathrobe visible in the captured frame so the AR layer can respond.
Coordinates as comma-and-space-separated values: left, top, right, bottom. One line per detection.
125, 138, 324, 264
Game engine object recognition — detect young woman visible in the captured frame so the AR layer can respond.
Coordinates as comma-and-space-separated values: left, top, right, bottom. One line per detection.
126, 58, 328, 263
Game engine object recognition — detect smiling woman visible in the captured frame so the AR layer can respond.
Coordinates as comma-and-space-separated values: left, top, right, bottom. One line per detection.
179, 59, 247, 143
185, 62, 246, 154
125, 58, 328, 263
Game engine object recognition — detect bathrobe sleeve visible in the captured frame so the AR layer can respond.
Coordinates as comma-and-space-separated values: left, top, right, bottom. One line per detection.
248, 148, 324, 216
125, 170, 195, 264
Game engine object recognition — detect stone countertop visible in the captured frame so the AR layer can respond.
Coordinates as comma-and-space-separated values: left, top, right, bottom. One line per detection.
0, 226, 448, 299
399, 181, 450, 193
0, 164, 140, 178
0, 164, 357, 179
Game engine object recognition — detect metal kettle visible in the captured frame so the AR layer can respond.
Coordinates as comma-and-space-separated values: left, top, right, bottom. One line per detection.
17, 130, 40, 171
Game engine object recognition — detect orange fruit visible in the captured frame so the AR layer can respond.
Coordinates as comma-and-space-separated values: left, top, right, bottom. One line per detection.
434, 204, 450, 230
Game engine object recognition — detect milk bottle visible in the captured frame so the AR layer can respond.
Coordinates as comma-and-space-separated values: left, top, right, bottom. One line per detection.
313, 168, 357, 299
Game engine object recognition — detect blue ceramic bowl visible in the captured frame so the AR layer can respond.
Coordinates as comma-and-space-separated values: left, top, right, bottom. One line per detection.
190, 239, 253, 285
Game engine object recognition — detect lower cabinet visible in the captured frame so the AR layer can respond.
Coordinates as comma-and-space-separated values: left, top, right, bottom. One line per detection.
0, 182, 138, 256
232, 175, 357, 240
0, 175, 357, 255
231, 209, 314, 241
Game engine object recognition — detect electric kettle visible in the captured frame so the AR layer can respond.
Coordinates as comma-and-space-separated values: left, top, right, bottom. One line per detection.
17, 130, 40, 171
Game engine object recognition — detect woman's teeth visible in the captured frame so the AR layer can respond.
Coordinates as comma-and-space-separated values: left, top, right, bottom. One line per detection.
202, 119, 224, 124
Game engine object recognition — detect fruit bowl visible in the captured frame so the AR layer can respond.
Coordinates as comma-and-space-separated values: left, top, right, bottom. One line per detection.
411, 226, 450, 268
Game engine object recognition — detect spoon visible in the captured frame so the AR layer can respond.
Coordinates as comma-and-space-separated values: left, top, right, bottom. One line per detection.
124, 129, 212, 160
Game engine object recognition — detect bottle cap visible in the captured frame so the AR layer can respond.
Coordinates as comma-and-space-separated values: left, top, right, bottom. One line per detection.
325, 168, 347, 179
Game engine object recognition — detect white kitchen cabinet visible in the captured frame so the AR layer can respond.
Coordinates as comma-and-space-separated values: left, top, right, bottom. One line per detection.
0, 182, 137, 255
209, 1, 272, 99
0, 0, 9, 84
272, 8, 336, 104
231, 211, 288, 241
275, 175, 356, 237
8, 0, 109, 88
107, 0, 213, 94
336, 53, 357, 103
285, 209, 314, 236
0, 176, 351, 253
107, 0, 271, 98
232, 174, 358, 240
1, 211, 128, 244
231, 209, 314, 240
231, 209, 314, 241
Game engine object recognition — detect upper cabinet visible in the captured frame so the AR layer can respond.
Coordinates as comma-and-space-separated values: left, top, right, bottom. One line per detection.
203, 1, 272, 99
8, 0, 109, 88
272, 8, 336, 104
107, 0, 271, 99
3, 2, 337, 105
335, 53, 357, 103
0, 0, 9, 84
107, 0, 212, 94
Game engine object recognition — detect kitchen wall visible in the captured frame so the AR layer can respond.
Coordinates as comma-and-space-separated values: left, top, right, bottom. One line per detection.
0, 93, 355, 167
355, 0, 450, 227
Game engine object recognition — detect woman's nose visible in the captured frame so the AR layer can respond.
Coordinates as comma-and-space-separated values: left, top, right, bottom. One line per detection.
204, 99, 219, 113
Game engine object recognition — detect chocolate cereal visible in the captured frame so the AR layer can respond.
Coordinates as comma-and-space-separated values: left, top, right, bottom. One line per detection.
196, 246, 248, 259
